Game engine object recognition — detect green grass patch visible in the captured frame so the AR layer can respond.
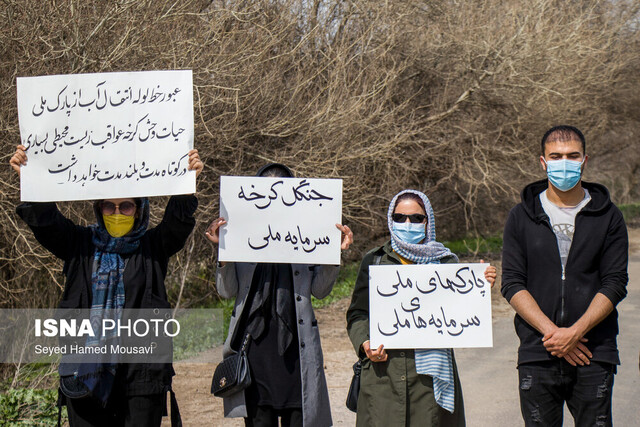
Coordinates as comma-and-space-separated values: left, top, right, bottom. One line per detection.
194, 298, 235, 347
619, 203, 640, 224
1, 362, 66, 425
0, 364, 56, 392
0, 388, 65, 426
172, 309, 226, 361
443, 234, 503, 258
312, 263, 359, 309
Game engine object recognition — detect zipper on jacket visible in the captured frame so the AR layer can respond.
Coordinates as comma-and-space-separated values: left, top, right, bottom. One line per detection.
560, 211, 585, 327
535, 188, 594, 330
539, 214, 567, 327
543, 208, 585, 327
560, 264, 566, 326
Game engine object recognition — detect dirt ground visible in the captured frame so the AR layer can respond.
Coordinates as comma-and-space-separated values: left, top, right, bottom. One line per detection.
164, 261, 510, 426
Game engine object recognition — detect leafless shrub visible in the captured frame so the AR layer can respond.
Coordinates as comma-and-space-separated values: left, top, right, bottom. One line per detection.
1, 0, 639, 308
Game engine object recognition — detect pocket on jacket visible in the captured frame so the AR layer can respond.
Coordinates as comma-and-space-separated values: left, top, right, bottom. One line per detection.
361, 359, 389, 384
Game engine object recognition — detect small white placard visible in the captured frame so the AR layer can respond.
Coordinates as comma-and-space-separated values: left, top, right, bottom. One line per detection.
218, 176, 343, 265
369, 263, 493, 349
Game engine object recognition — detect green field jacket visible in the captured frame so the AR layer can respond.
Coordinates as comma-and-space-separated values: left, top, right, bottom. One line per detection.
346, 241, 465, 427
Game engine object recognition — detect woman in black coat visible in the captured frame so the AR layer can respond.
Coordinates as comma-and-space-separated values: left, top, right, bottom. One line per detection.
10, 144, 203, 427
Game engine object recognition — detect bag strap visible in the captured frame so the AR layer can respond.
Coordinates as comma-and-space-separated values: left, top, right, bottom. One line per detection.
373, 254, 382, 265
163, 385, 183, 427
240, 333, 252, 353
170, 388, 182, 427
56, 387, 65, 427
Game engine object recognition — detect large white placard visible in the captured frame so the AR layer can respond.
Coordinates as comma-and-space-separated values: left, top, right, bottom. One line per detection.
369, 263, 493, 349
219, 176, 343, 265
16, 70, 195, 201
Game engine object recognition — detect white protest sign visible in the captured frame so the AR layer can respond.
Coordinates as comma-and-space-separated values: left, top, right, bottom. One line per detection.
16, 70, 195, 201
219, 176, 343, 265
369, 263, 493, 349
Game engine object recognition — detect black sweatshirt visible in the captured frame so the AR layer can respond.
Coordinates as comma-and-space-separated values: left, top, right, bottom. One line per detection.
501, 180, 628, 366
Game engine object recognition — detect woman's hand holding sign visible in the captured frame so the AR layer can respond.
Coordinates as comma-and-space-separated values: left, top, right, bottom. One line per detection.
336, 224, 353, 250
9, 145, 28, 176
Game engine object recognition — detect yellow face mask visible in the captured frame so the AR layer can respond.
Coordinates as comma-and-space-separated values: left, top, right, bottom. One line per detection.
103, 214, 135, 237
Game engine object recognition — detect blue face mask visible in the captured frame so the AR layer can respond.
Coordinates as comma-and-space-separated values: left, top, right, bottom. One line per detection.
392, 222, 426, 244
544, 158, 584, 192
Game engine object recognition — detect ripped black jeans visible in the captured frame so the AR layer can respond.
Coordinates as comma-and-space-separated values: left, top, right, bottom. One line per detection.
518, 360, 615, 427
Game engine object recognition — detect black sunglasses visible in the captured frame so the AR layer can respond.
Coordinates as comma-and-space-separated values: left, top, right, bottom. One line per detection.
100, 201, 137, 216
392, 213, 427, 224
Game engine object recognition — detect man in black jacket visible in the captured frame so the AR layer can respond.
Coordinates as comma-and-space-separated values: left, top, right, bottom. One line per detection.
501, 125, 628, 427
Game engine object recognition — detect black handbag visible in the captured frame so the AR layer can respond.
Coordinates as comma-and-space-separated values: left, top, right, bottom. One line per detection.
345, 359, 362, 412
211, 334, 252, 397
59, 375, 91, 399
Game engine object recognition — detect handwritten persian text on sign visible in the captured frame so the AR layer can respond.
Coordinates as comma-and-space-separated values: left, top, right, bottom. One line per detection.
219, 176, 342, 265
369, 264, 493, 349
16, 70, 195, 201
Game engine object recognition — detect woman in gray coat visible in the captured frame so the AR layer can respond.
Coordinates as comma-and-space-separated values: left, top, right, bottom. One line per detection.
207, 163, 353, 427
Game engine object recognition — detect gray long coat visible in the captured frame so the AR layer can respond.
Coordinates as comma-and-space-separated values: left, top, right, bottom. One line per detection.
217, 262, 339, 427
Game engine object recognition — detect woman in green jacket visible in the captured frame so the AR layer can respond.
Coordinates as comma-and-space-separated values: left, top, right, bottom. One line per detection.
346, 189, 496, 427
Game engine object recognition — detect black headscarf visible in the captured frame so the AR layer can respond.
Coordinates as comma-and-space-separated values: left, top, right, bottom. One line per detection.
255, 163, 294, 178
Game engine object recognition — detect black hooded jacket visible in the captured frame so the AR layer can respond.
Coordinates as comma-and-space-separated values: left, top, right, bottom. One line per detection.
501, 180, 628, 366
16, 194, 197, 395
